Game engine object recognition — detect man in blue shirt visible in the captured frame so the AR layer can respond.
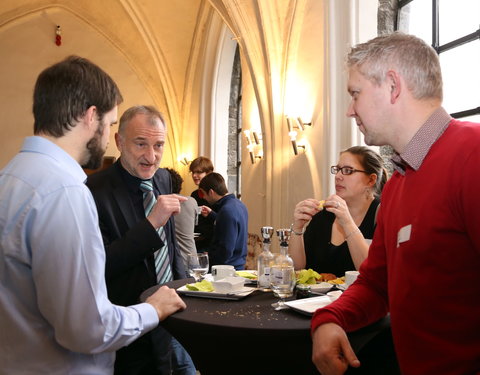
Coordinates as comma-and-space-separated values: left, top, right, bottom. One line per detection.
0, 56, 186, 374
198, 172, 248, 270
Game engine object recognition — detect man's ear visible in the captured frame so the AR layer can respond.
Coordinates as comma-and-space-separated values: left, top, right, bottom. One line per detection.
386, 70, 401, 104
114, 132, 122, 151
84, 105, 97, 129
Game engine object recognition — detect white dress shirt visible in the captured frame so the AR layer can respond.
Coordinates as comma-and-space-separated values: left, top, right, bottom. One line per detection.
0, 136, 158, 374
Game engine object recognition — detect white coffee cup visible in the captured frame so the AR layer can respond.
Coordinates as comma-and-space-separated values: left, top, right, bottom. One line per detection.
345, 270, 360, 287
211, 265, 236, 281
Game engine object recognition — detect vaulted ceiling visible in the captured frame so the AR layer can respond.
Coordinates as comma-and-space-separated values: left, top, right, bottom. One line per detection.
1, 0, 218, 125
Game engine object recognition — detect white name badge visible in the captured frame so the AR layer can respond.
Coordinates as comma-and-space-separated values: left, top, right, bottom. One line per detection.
397, 224, 411, 247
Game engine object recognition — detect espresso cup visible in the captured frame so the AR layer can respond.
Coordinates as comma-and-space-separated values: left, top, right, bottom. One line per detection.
211, 265, 236, 281
345, 270, 360, 287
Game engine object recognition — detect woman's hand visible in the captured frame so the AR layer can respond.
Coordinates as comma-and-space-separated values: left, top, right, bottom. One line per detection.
292, 198, 323, 232
324, 194, 353, 228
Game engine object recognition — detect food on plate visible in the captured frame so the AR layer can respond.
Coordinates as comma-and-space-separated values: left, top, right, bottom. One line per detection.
327, 276, 346, 285
236, 271, 257, 280
319, 273, 337, 281
296, 269, 345, 284
317, 200, 326, 210
185, 280, 214, 292
296, 268, 321, 284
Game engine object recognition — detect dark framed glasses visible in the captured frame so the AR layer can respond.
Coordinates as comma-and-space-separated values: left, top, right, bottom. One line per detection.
330, 166, 368, 175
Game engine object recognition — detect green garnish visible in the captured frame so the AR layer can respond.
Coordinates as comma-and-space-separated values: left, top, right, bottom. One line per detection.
185, 280, 214, 292
236, 271, 257, 279
297, 268, 321, 284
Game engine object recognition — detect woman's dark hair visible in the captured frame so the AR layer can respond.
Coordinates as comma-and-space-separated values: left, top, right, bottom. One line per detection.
199, 172, 228, 196
165, 168, 183, 194
189, 156, 214, 174
342, 146, 388, 197
33, 55, 123, 137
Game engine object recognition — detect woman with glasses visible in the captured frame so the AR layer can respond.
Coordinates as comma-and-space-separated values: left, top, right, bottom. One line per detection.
289, 146, 387, 275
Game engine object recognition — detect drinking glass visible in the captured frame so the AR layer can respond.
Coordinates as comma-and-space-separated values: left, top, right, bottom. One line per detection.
187, 253, 209, 281
270, 266, 296, 310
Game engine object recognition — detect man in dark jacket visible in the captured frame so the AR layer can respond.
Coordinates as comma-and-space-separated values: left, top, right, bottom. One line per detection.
87, 105, 195, 375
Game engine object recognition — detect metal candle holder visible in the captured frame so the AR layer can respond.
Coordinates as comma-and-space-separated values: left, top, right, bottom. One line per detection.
261, 226, 274, 243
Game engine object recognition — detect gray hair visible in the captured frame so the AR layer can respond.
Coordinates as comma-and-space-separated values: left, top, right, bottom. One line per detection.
347, 32, 443, 101
118, 105, 166, 134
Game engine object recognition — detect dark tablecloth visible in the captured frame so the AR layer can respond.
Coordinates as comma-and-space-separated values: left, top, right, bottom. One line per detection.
141, 279, 393, 375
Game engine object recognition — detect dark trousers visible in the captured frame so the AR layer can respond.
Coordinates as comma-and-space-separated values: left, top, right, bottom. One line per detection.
346, 326, 401, 375
114, 325, 172, 375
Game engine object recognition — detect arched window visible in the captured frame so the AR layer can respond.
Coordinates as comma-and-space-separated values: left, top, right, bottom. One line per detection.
227, 45, 242, 198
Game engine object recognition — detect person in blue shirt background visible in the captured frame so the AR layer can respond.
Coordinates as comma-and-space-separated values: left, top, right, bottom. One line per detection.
198, 172, 248, 270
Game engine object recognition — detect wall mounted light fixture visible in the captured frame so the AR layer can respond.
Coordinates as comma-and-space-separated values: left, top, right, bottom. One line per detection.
286, 115, 309, 155
294, 117, 312, 131
179, 156, 191, 166
244, 129, 263, 164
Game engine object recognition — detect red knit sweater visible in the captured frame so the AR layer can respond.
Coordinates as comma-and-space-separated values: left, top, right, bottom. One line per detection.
312, 119, 480, 375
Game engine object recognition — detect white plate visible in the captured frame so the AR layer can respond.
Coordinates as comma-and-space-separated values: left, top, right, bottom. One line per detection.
285, 295, 333, 315
308, 282, 333, 293
177, 285, 256, 300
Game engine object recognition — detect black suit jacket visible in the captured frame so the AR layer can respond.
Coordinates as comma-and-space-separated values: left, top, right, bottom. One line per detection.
86, 161, 186, 307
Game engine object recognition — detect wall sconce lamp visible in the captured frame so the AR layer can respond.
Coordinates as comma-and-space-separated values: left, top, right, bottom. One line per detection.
288, 130, 305, 155
244, 129, 263, 164
294, 117, 312, 131
252, 131, 260, 144
287, 116, 311, 132
287, 115, 309, 155
179, 157, 191, 166
296, 141, 306, 155
246, 143, 255, 164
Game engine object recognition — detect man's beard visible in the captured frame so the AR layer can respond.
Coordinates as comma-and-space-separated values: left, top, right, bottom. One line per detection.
82, 120, 106, 169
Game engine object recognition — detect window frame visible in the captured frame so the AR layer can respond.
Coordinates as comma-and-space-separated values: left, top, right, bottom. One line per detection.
397, 0, 480, 119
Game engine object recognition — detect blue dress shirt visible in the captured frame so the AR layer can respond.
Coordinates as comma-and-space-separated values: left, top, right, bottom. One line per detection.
0, 136, 158, 374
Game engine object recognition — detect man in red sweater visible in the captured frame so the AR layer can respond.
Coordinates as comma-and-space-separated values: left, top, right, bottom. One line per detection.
311, 32, 480, 375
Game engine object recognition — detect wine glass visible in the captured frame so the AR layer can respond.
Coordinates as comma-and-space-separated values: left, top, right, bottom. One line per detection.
187, 253, 209, 282
270, 266, 296, 310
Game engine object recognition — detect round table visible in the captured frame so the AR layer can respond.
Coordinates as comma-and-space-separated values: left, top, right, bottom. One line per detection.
141, 278, 392, 375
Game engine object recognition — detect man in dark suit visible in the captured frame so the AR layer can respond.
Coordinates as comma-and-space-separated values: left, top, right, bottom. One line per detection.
87, 105, 195, 375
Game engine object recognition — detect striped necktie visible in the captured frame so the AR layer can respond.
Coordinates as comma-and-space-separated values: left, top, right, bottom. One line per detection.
139, 180, 173, 284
